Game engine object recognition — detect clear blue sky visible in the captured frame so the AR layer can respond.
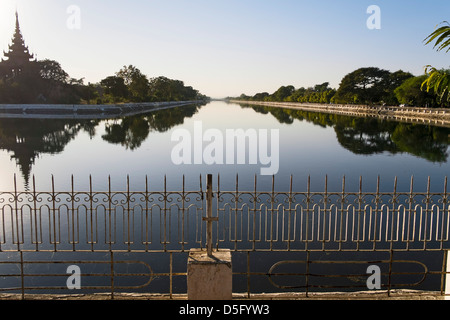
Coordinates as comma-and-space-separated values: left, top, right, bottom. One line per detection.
1, 0, 449, 98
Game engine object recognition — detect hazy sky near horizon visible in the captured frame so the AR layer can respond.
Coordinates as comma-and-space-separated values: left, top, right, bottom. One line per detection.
0, 0, 449, 98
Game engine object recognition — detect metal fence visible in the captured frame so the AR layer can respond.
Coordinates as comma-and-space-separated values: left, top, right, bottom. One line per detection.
0, 174, 449, 299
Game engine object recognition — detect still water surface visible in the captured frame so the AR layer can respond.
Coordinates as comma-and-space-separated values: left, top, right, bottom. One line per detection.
0, 101, 448, 193
0, 101, 449, 294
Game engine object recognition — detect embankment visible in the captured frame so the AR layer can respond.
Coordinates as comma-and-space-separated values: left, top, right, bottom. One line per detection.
0, 100, 204, 119
230, 100, 450, 128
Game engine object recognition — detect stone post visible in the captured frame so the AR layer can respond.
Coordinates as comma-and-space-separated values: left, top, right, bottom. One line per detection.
187, 249, 232, 300
187, 174, 232, 300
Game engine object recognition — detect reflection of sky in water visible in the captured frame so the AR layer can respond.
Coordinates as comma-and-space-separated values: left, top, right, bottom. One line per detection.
0, 101, 448, 194
0, 102, 449, 294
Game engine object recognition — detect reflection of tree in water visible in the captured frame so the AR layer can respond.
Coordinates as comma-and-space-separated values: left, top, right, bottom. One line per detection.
148, 104, 201, 132
102, 117, 150, 150
246, 105, 294, 125
0, 119, 99, 188
243, 104, 450, 163
102, 104, 201, 150
0, 104, 203, 187
335, 119, 449, 163
390, 124, 449, 163
334, 118, 400, 155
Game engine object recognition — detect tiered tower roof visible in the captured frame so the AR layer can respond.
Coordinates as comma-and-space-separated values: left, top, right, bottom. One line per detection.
2, 11, 35, 66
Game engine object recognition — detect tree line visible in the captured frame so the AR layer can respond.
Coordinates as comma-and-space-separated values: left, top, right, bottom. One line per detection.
99, 65, 209, 104
231, 21, 450, 108
231, 66, 449, 108
0, 62, 209, 104
244, 103, 450, 163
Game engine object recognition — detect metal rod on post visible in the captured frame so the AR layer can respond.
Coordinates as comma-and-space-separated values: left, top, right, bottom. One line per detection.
188, 174, 232, 300
203, 174, 217, 257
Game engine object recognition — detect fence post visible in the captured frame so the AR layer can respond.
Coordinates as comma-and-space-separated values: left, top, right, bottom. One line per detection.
187, 174, 232, 300
204, 174, 216, 257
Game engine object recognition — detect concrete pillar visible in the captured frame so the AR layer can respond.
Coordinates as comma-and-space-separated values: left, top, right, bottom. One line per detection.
187, 249, 232, 300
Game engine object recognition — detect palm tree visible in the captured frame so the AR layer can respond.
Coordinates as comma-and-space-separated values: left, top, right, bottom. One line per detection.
422, 21, 450, 104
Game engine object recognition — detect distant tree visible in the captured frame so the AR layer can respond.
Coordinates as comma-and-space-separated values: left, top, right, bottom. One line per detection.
68, 78, 85, 86
182, 85, 200, 101
394, 75, 438, 107
321, 89, 337, 103
130, 75, 150, 102
240, 94, 251, 100
383, 70, 414, 105
116, 65, 150, 102
100, 76, 129, 102
148, 76, 175, 101
389, 70, 414, 89
0, 59, 86, 104
147, 76, 201, 102
333, 67, 392, 104
116, 65, 144, 86
314, 82, 331, 92
38, 59, 69, 84
252, 92, 270, 101
268, 85, 295, 102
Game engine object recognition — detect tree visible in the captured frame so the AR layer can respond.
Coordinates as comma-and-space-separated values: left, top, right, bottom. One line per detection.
333, 67, 392, 104
389, 70, 414, 89
422, 21, 450, 104
116, 65, 143, 86
288, 87, 306, 102
394, 75, 437, 107
267, 85, 295, 102
149, 76, 175, 101
238, 93, 251, 101
332, 67, 412, 105
383, 70, 414, 105
252, 92, 269, 101
38, 59, 69, 84
100, 76, 129, 102
129, 74, 150, 102
314, 82, 331, 92
148, 76, 201, 101
422, 67, 450, 105
116, 65, 150, 102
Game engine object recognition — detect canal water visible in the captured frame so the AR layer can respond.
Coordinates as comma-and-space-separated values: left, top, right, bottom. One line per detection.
0, 101, 449, 295
0, 101, 448, 192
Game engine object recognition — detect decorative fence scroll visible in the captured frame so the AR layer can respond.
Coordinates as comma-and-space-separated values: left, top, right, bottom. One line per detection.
0, 174, 448, 253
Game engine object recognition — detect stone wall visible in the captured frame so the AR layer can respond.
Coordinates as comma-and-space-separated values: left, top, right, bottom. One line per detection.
0, 100, 204, 119
230, 100, 450, 128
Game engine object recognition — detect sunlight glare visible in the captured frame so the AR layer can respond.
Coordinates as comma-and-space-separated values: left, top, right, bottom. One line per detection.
0, 0, 18, 52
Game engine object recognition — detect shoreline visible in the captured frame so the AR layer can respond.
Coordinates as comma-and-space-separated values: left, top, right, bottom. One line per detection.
230, 100, 450, 128
0, 100, 204, 120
